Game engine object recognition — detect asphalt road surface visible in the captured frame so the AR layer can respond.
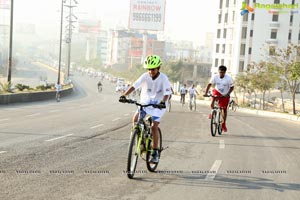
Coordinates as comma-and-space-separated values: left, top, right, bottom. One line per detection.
0, 74, 299, 200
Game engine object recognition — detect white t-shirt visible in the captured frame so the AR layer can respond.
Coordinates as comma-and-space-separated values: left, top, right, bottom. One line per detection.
133, 72, 172, 118
55, 84, 62, 92
180, 87, 187, 94
188, 87, 197, 96
209, 74, 234, 96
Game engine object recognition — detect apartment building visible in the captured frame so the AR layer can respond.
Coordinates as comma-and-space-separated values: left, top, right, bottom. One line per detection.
213, 0, 300, 77
109, 29, 165, 68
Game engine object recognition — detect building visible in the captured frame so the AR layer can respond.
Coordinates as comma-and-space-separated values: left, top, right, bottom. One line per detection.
212, 0, 300, 77
109, 29, 165, 69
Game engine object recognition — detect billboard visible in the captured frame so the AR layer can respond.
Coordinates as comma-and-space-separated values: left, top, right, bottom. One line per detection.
78, 20, 101, 34
0, 0, 10, 9
128, 0, 166, 31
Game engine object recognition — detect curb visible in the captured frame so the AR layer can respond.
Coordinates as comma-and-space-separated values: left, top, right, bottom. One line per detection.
171, 95, 300, 122
0, 85, 74, 104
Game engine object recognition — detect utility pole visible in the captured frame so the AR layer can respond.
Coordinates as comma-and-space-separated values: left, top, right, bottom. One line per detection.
7, 0, 13, 84
64, 0, 77, 80
57, 0, 65, 85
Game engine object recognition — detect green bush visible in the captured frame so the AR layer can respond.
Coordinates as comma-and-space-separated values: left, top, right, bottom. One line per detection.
15, 83, 30, 91
36, 85, 45, 90
0, 81, 13, 93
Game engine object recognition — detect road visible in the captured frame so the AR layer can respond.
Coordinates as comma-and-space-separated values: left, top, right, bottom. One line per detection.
0, 74, 299, 200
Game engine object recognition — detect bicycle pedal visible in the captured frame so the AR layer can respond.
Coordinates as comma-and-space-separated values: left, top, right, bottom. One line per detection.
160, 146, 169, 152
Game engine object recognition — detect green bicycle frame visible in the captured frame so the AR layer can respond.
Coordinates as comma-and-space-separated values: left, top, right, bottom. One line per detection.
133, 124, 152, 155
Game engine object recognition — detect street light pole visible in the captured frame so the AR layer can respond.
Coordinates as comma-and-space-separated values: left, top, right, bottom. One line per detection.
7, 0, 13, 83
57, 0, 65, 84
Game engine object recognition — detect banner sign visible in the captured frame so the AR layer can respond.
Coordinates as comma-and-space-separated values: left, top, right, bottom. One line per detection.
128, 0, 166, 31
0, 0, 10, 9
78, 20, 101, 33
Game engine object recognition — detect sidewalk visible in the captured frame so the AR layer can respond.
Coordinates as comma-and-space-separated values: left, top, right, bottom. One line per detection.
171, 95, 300, 123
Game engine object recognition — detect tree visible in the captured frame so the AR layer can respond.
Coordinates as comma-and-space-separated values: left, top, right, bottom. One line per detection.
164, 60, 184, 83
248, 62, 279, 110
268, 44, 300, 114
234, 72, 251, 105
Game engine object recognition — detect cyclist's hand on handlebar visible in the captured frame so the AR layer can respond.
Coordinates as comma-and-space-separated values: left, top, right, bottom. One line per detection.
119, 95, 127, 103
157, 100, 166, 109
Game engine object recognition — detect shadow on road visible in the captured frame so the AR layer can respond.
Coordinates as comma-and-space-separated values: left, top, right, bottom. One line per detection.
133, 173, 300, 192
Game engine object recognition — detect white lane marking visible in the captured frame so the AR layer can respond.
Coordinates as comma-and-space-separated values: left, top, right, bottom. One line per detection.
49, 109, 60, 113
90, 124, 104, 129
205, 160, 222, 180
0, 151, 7, 154
123, 113, 130, 116
45, 134, 74, 142
26, 113, 41, 117
219, 140, 225, 149
112, 118, 121, 122
0, 118, 9, 122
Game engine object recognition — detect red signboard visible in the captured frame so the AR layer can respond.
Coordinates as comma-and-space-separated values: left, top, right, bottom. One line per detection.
78, 20, 101, 33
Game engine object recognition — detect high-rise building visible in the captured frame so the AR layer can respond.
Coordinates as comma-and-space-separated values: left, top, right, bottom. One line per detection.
212, 0, 300, 77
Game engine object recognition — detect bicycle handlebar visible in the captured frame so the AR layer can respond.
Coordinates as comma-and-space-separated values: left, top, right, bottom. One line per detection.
203, 94, 228, 98
119, 98, 166, 109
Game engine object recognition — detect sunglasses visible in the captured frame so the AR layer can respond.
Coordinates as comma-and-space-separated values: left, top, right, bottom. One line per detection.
148, 68, 157, 71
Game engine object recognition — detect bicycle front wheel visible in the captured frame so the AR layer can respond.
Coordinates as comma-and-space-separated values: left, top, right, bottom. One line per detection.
210, 110, 217, 137
146, 128, 162, 172
56, 93, 60, 102
217, 110, 222, 135
189, 100, 192, 111
127, 129, 140, 179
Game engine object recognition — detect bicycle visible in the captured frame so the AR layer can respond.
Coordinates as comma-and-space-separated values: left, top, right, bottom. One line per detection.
188, 95, 196, 111
206, 95, 224, 137
56, 91, 61, 102
119, 98, 167, 179
228, 99, 239, 112
98, 85, 102, 93
180, 94, 186, 107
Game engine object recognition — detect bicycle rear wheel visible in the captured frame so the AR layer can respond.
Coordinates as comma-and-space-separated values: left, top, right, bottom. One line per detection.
210, 110, 217, 137
168, 101, 171, 112
127, 129, 140, 179
146, 128, 162, 172
193, 100, 196, 111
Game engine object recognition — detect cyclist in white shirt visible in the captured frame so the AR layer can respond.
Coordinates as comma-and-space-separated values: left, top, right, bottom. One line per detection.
119, 55, 172, 163
55, 82, 62, 102
179, 84, 188, 104
188, 84, 199, 100
203, 65, 234, 132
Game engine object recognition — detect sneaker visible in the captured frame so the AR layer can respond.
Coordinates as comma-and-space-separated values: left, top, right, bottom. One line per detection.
149, 150, 159, 163
208, 113, 212, 119
222, 123, 227, 132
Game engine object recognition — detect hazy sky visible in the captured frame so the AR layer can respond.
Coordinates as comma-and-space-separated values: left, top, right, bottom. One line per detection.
10, 0, 218, 45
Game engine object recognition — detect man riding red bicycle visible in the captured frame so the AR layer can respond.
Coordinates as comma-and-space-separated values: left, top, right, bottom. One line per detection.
203, 65, 234, 132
